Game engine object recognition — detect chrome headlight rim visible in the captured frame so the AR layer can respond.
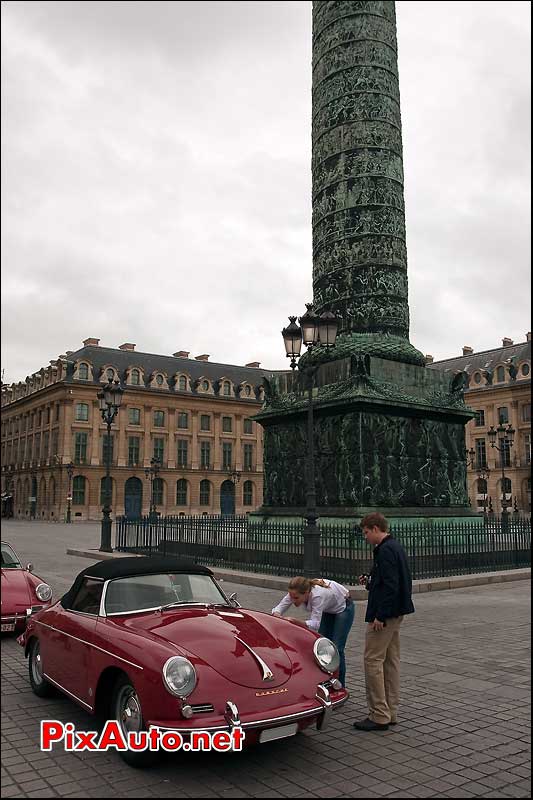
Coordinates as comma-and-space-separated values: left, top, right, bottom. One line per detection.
35, 583, 52, 602
313, 637, 340, 675
162, 656, 197, 698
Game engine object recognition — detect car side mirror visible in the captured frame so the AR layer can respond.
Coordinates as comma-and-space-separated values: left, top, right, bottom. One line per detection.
26, 563, 33, 572
229, 592, 241, 608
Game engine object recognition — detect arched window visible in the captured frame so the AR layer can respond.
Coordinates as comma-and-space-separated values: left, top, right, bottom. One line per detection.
223, 381, 231, 396
496, 366, 505, 383
178, 375, 188, 391
78, 363, 89, 380
153, 478, 164, 506
130, 369, 141, 385
176, 479, 188, 505
243, 480, 254, 506
156, 374, 164, 386
521, 363, 530, 377
199, 480, 211, 505
476, 478, 487, 494
73, 476, 86, 505
502, 477, 512, 494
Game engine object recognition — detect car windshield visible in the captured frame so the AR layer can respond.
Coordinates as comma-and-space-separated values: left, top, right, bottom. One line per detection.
1, 543, 22, 569
104, 572, 229, 615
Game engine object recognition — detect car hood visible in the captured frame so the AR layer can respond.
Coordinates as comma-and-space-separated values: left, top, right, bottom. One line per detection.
1, 568, 32, 611
121, 607, 295, 688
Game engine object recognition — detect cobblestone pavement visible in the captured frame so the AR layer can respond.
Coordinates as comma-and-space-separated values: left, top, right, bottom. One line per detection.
2, 521, 531, 798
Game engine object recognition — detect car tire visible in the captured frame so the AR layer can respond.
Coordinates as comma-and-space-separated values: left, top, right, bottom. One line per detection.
112, 674, 160, 768
28, 638, 55, 698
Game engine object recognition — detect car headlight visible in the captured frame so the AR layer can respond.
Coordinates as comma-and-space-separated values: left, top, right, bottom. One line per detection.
162, 656, 197, 698
35, 583, 52, 602
313, 637, 340, 674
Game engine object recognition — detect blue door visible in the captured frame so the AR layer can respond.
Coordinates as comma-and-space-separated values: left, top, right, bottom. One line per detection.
124, 477, 143, 518
220, 480, 235, 516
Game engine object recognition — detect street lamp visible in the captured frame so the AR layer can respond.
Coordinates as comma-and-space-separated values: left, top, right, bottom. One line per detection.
487, 423, 515, 531
65, 461, 74, 524
476, 465, 490, 517
145, 457, 161, 520
98, 380, 123, 552
465, 447, 476, 468
282, 303, 339, 576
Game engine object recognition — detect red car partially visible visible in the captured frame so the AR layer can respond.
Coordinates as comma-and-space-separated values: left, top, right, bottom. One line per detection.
1, 542, 53, 632
20, 556, 349, 767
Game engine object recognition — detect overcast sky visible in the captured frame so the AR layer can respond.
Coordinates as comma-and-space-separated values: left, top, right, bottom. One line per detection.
1, 0, 531, 383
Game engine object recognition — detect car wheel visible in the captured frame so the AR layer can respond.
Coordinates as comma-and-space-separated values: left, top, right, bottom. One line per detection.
28, 638, 55, 697
112, 675, 159, 768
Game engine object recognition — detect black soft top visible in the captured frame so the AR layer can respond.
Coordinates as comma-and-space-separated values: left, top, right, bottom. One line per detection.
60, 556, 213, 609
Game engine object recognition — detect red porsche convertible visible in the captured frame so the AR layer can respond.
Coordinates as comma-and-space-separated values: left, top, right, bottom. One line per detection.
20, 557, 348, 766
1, 541, 53, 632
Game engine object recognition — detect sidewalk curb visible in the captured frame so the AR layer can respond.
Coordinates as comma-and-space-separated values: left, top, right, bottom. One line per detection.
66, 548, 531, 598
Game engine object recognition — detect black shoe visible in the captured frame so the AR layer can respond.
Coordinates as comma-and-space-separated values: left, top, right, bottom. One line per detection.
353, 717, 389, 731
389, 720, 397, 725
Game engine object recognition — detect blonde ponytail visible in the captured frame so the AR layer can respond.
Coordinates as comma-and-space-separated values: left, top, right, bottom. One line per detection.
288, 576, 330, 594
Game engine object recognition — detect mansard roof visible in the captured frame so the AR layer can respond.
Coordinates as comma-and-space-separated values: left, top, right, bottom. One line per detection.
427, 339, 530, 375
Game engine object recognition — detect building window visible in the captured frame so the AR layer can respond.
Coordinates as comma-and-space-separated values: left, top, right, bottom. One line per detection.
524, 434, 531, 466
502, 477, 512, 495
496, 366, 505, 383
201, 380, 210, 392
35, 434, 41, 460
177, 412, 188, 429
474, 410, 485, 427
200, 441, 211, 469
222, 442, 232, 470
156, 374, 164, 386
199, 479, 210, 505
475, 439, 487, 470
74, 433, 88, 464
223, 381, 231, 396
153, 438, 164, 463
38, 410, 42, 427
72, 476, 86, 505
51, 431, 59, 456
46, 408, 50, 425
243, 418, 253, 434
178, 375, 188, 391
75, 403, 89, 422
154, 410, 165, 427
106, 368, 115, 381
473, 372, 482, 384
497, 407, 509, 424
476, 478, 487, 495
43, 432, 49, 460
55, 404, 60, 422
243, 480, 253, 506
153, 478, 164, 506
499, 438, 511, 468
130, 369, 141, 385
522, 403, 531, 422
128, 407, 141, 425
243, 443, 253, 471
102, 434, 114, 465
521, 363, 530, 377
200, 414, 211, 431
176, 479, 188, 505
128, 437, 140, 467
78, 363, 89, 380
222, 416, 232, 433
177, 439, 188, 468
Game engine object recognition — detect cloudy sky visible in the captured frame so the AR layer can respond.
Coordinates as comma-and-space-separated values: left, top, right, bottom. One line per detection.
1, 1, 530, 383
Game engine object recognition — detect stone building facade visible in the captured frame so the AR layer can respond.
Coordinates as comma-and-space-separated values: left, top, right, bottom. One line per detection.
1, 339, 268, 521
428, 334, 531, 515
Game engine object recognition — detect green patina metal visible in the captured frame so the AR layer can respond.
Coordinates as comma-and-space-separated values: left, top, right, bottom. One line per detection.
255, 1, 475, 522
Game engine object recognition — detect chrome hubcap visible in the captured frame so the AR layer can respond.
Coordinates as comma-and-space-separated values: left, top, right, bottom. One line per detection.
116, 687, 142, 735
32, 643, 43, 683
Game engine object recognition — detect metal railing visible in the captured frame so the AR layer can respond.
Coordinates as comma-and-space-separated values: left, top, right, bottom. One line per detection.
115, 515, 531, 583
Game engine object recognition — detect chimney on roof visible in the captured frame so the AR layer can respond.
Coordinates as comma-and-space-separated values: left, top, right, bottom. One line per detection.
527, 332, 532, 342
119, 343, 136, 351
65, 351, 73, 356
245, 361, 261, 368
195, 354, 210, 362
83, 337, 100, 347
502, 337, 513, 347
424, 354, 434, 364
462, 346, 474, 356
173, 351, 190, 358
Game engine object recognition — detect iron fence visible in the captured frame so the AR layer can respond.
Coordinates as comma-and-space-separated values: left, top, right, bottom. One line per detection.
115, 515, 531, 584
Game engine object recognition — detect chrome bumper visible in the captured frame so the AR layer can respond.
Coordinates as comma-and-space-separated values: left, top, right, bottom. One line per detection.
151, 681, 348, 734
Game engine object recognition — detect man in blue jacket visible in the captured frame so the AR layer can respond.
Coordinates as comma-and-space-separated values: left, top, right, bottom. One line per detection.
353, 512, 415, 732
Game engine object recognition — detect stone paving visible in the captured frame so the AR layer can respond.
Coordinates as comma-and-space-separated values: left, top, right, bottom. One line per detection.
1, 521, 531, 798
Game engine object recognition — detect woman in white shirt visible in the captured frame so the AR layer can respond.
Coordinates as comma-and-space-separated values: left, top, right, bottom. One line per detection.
272, 576, 355, 687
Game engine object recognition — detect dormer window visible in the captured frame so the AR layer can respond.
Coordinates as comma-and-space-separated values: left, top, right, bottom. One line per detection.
201, 380, 210, 392
106, 368, 115, 381
131, 369, 141, 385
496, 366, 505, 383
178, 375, 188, 391
156, 374, 164, 386
223, 381, 231, 396
79, 363, 89, 380
521, 363, 530, 377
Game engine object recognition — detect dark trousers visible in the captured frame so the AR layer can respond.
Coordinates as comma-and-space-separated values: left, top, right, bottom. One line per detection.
318, 598, 355, 687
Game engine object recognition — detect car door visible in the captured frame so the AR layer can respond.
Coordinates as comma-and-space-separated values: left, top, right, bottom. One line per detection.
48, 577, 104, 711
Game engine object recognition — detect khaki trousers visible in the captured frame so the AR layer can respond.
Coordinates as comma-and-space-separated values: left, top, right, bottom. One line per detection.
364, 616, 404, 725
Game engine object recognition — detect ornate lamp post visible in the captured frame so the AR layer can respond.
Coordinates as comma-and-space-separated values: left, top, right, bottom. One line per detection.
145, 457, 161, 520
282, 304, 339, 576
488, 423, 515, 531
476, 465, 491, 517
98, 380, 123, 552
65, 461, 74, 524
